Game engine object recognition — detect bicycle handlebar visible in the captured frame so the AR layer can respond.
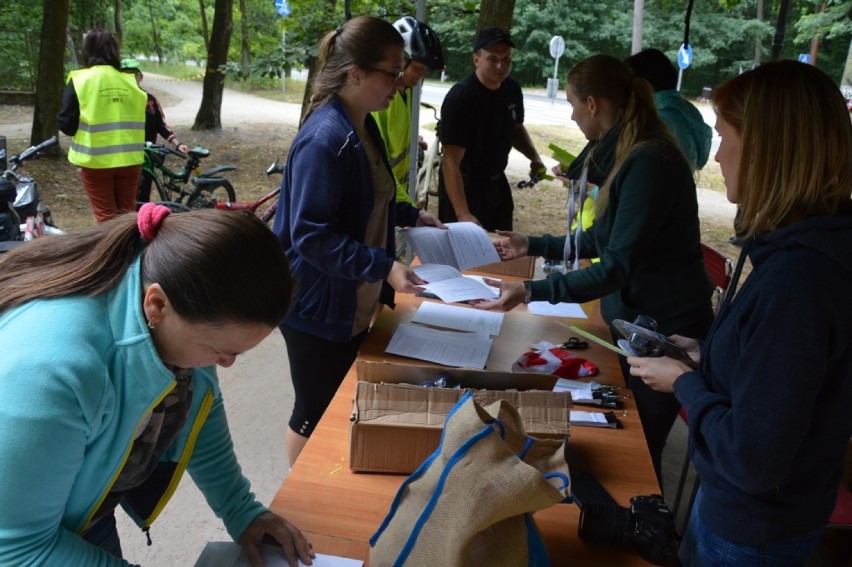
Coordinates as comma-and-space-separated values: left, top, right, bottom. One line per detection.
10, 136, 58, 168
144, 141, 188, 160
266, 158, 286, 176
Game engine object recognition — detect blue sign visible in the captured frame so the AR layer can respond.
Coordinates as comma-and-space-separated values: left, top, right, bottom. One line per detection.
274, 0, 290, 17
798, 53, 811, 64
677, 44, 693, 70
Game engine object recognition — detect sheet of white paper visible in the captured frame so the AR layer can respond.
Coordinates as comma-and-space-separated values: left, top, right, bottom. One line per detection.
412, 264, 500, 303
570, 410, 616, 428
411, 263, 463, 282
385, 323, 492, 368
445, 222, 501, 270
195, 542, 362, 567
420, 276, 499, 302
411, 301, 504, 335
402, 222, 499, 271
527, 301, 588, 319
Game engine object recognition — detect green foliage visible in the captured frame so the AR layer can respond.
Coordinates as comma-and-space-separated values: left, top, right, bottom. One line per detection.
1, 0, 848, 97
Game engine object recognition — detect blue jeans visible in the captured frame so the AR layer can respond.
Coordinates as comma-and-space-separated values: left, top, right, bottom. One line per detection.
81, 512, 124, 559
679, 488, 824, 567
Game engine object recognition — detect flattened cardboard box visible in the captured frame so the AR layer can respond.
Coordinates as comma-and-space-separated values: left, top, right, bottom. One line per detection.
350, 361, 571, 474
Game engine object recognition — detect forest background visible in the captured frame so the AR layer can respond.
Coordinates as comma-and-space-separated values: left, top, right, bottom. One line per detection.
2, 0, 851, 134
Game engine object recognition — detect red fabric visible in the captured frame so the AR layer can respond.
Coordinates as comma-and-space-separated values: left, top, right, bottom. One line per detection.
79, 164, 141, 223
513, 345, 598, 378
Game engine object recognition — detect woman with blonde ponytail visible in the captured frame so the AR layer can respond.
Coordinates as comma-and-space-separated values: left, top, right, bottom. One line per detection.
475, 54, 714, 483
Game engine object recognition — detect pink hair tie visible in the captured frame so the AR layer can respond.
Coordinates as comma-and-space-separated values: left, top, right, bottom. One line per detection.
137, 203, 171, 242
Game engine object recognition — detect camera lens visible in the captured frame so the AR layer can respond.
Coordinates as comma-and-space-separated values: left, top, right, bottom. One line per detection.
578, 501, 635, 546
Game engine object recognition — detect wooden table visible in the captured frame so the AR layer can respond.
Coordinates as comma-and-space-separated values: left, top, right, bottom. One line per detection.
270, 293, 659, 565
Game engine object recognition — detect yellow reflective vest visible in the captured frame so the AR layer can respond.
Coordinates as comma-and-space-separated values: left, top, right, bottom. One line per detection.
372, 89, 414, 204
66, 65, 146, 168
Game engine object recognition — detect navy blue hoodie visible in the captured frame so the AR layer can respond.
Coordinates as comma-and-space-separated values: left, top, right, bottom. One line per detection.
674, 209, 852, 545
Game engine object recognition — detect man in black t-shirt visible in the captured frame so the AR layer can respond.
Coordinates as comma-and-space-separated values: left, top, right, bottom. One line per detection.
438, 27, 544, 231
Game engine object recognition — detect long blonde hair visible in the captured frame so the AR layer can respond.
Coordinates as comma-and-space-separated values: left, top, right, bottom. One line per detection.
712, 60, 852, 237
302, 16, 404, 125
567, 54, 674, 217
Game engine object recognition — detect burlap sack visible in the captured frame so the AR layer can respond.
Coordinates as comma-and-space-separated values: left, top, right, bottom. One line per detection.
369, 391, 571, 566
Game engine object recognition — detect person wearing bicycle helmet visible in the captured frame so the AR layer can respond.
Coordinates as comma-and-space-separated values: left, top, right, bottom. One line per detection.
372, 16, 444, 206
120, 58, 191, 203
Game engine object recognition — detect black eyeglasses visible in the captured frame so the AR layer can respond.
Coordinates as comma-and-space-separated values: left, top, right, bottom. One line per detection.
363, 66, 404, 81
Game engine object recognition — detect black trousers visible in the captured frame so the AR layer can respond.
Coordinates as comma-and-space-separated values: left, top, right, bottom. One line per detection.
438, 172, 513, 232
610, 311, 714, 489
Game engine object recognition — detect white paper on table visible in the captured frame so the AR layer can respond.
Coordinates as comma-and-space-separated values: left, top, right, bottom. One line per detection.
527, 301, 588, 319
411, 301, 504, 336
194, 542, 362, 567
412, 264, 498, 302
402, 222, 500, 271
385, 323, 492, 368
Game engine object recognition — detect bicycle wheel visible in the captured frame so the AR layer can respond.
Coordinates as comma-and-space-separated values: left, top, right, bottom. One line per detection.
137, 169, 166, 204
187, 179, 237, 209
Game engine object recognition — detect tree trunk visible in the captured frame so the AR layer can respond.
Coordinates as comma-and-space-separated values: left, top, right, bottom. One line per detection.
770, 0, 792, 61
843, 36, 852, 86
477, 0, 515, 32
239, 0, 250, 73
632, 0, 645, 54
193, 0, 234, 130
147, 0, 164, 64
754, 0, 764, 64
199, 0, 210, 51
114, 0, 123, 45
30, 0, 69, 153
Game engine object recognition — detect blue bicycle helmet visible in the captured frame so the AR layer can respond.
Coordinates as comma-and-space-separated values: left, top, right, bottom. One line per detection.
394, 16, 444, 71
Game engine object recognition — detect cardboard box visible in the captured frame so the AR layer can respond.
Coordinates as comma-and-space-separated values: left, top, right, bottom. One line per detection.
468, 255, 536, 278
350, 361, 571, 474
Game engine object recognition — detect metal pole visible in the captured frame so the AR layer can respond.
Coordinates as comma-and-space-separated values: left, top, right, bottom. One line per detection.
281, 29, 286, 94
406, 0, 427, 203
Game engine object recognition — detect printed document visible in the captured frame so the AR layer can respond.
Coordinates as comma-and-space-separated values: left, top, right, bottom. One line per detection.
412, 263, 499, 303
401, 221, 500, 271
385, 323, 492, 368
411, 301, 504, 336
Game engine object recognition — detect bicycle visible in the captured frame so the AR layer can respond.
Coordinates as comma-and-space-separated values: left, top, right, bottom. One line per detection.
138, 143, 237, 209
414, 102, 442, 209
209, 158, 285, 224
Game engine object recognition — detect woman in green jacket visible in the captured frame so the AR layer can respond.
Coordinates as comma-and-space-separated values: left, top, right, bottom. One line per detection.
474, 54, 714, 483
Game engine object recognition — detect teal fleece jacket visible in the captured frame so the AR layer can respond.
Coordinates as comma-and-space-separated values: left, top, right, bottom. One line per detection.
528, 130, 713, 334
0, 257, 266, 566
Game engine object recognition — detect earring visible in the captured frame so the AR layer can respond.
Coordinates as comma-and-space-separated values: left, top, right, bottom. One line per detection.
147, 319, 157, 330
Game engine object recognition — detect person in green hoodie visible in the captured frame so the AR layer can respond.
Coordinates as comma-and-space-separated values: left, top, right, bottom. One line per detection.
625, 48, 712, 172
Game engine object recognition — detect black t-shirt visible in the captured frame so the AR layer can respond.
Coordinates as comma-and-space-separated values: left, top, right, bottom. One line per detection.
440, 74, 524, 180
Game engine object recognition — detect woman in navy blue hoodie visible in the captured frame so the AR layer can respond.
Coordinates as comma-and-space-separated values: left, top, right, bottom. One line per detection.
629, 60, 852, 566
273, 16, 442, 465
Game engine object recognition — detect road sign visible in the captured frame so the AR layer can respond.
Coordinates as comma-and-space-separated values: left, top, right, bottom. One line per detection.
550, 36, 565, 59
677, 44, 692, 70
798, 53, 811, 64
274, 0, 290, 17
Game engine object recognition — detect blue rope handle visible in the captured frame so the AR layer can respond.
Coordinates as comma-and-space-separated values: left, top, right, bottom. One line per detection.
370, 391, 476, 547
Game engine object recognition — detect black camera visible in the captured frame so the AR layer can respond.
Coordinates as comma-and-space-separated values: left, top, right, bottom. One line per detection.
578, 493, 680, 566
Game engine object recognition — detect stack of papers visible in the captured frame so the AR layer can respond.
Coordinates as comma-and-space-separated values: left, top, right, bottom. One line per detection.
412, 264, 498, 303
401, 221, 500, 272
385, 323, 492, 369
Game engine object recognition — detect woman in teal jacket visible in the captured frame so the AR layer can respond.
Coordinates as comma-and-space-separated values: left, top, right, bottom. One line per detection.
0, 206, 314, 566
